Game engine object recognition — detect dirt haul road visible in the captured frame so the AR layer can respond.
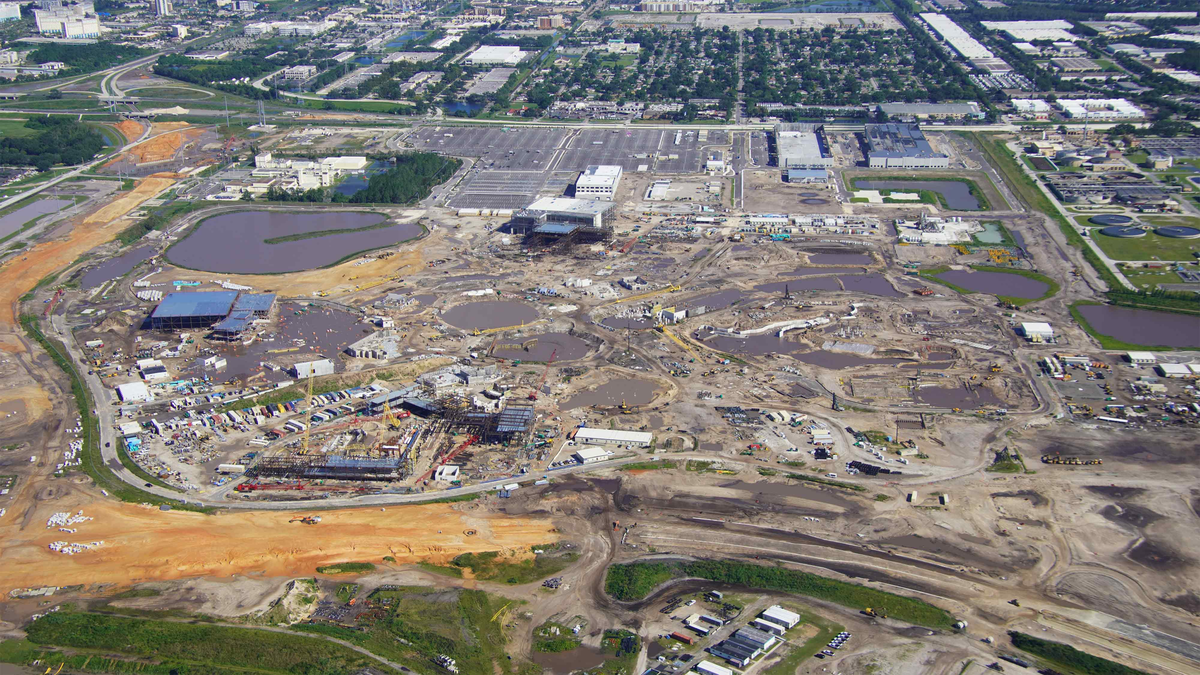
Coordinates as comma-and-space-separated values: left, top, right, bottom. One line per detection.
0, 500, 557, 592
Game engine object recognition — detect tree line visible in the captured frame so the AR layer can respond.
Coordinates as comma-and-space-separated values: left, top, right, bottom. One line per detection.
0, 117, 105, 171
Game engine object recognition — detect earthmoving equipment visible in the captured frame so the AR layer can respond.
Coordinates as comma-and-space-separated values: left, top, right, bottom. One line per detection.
863, 608, 886, 618
529, 349, 556, 401
290, 516, 322, 524
613, 520, 620, 531
990, 364, 1002, 372
1008, 599, 1020, 607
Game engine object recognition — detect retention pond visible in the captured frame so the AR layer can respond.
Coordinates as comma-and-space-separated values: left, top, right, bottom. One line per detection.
1076, 305, 1200, 348
440, 300, 539, 331
167, 211, 422, 274
562, 378, 659, 409
935, 269, 1049, 299
856, 180, 981, 210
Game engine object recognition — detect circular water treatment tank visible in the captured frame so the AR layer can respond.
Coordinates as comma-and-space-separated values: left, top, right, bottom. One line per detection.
1090, 214, 1133, 226
1099, 226, 1147, 238
1156, 226, 1200, 239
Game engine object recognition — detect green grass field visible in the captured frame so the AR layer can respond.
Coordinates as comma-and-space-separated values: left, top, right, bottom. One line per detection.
1088, 226, 1200, 262
0, 119, 36, 137
452, 547, 576, 584
7, 610, 389, 675
1120, 267, 1184, 290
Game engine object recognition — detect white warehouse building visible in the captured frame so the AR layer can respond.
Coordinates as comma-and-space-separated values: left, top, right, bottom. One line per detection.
575, 165, 623, 200
573, 427, 654, 448
465, 45, 528, 66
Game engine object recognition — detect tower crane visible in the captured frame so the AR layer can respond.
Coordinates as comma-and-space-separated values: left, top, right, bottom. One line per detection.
528, 349, 556, 401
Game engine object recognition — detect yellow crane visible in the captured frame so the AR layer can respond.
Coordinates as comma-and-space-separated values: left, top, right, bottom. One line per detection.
471, 319, 544, 336
606, 284, 682, 306
301, 369, 314, 455
656, 323, 704, 362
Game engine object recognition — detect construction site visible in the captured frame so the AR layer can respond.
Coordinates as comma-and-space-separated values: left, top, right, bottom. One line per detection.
2, 112, 1200, 675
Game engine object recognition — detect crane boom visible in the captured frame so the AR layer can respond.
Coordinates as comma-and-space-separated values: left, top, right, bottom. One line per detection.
529, 349, 556, 400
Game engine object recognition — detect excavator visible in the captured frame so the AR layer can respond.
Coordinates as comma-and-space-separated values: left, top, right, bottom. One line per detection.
289, 516, 322, 525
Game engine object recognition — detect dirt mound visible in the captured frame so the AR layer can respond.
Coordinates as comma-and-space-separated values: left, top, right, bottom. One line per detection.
113, 120, 145, 143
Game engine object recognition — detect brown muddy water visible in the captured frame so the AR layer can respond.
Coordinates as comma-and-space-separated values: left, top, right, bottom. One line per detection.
934, 270, 1049, 299
440, 300, 539, 330
756, 277, 842, 294
81, 245, 156, 288
601, 316, 654, 330
787, 266, 862, 276
167, 211, 422, 273
841, 273, 904, 297
914, 384, 1003, 409
684, 289, 746, 310
794, 351, 909, 369
492, 332, 590, 361
562, 378, 658, 409
808, 253, 873, 265
1076, 305, 1200, 348
183, 302, 360, 383
532, 646, 608, 673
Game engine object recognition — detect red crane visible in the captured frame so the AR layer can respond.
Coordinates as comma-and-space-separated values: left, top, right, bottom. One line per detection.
528, 349, 556, 400
419, 434, 479, 482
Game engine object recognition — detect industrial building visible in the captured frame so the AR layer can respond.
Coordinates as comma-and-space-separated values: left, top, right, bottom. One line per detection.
921, 12, 995, 59
1056, 98, 1145, 120
878, 102, 983, 120
774, 124, 833, 169
761, 605, 801, 628
694, 662, 733, 675
0, 2, 22, 21
573, 446, 613, 463
1019, 322, 1054, 342
291, 359, 335, 379
572, 427, 654, 447
864, 124, 949, 169
784, 169, 830, 184
465, 45, 528, 65
149, 291, 276, 331
400, 394, 536, 445
575, 165, 623, 200
116, 381, 151, 403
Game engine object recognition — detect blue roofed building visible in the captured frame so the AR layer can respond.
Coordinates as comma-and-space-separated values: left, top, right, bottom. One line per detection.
149, 291, 276, 330
149, 291, 239, 330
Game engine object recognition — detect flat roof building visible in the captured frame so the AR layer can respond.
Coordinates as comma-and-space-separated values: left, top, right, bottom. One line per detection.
879, 102, 983, 119
921, 12, 994, 59
1057, 98, 1144, 120
761, 605, 801, 628
1127, 351, 1157, 364
573, 446, 613, 463
1157, 363, 1191, 378
575, 165, 623, 200
694, 662, 733, 675
775, 123, 833, 169
116, 381, 151, 402
465, 45, 528, 65
512, 198, 617, 246
149, 291, 239, 330
573, 427, 654, 447
1019, 322, 1053, 342
864, 124, 949, 169
291, 359, 335, 379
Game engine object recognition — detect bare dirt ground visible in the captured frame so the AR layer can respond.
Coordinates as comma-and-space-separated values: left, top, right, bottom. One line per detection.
0, 499, 556, 592
112, 119, 146, 143
0, 174, 174, 329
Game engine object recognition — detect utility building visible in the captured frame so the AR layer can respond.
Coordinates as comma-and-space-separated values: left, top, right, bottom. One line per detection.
775, 123, 833, 169
864, 123, 949, 169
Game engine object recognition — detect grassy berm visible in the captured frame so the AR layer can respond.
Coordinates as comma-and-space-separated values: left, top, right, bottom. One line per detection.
605, 559, 956, 629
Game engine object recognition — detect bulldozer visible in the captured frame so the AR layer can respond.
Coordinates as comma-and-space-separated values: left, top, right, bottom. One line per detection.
290, 516, 322, 525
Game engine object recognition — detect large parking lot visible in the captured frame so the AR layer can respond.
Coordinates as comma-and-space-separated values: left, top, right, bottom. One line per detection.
416, 126, 729, 208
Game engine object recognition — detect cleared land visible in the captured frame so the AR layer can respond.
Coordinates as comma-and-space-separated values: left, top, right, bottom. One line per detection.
0, 500, 556, 591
